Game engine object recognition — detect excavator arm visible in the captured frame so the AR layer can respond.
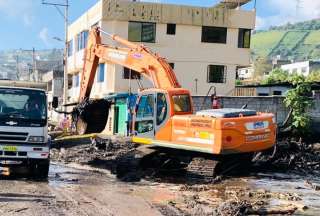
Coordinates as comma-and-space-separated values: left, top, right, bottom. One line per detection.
79, 27, 181, 102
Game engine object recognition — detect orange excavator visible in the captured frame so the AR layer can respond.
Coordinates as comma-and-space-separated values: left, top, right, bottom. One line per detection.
72, 27, 276, 165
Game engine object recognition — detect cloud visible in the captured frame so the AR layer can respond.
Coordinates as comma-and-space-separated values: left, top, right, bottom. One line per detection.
23, 14, 34, 26
257, 0, 320, 29
39, 27, 51, 47
0, 0, 34, 26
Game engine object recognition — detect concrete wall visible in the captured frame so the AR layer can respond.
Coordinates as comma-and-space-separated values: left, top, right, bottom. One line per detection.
193, 96, 320, 126
101, 0, 256, 29
192, 96, 289, 124
255, 86, 290, 96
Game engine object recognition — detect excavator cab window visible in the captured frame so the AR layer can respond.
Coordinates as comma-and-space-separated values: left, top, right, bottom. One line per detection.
172, 95, 191, 113
157, 93, 167, 125
135, 94, 155, 135
136, 94, 154, 118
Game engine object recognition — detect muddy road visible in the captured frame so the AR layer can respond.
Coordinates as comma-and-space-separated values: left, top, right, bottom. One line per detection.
0, 163, 164, 216
0, 161, 320, 216
1, 139, 320, 216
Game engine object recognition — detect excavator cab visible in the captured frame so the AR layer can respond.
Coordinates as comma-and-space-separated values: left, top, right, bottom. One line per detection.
133, 88, 193, 139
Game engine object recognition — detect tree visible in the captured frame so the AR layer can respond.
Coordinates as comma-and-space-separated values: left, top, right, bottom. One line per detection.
260, 68, 288, 84
284, 75, 314, 137
306, 70, 320, 82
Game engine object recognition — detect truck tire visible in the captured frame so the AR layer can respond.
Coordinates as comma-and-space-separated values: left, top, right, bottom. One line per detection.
30, 159, 50, 180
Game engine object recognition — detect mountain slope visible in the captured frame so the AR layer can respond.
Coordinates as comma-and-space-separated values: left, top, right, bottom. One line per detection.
252, 19, 320, 61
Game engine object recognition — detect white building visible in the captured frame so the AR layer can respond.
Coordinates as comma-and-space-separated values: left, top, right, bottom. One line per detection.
281, 60, 320, 77
67, 0, 255, 100
238, 66, 254, 80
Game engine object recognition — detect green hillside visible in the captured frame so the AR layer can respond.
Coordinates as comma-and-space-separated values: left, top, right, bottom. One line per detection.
252, 19, 320, 61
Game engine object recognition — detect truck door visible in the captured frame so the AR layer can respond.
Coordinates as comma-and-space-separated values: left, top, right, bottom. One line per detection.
134, 93, 156, 138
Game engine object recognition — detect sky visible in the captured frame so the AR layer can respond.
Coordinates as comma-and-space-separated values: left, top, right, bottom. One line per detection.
0, 0, 319, 50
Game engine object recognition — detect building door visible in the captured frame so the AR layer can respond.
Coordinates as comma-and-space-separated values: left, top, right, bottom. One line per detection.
117, 101, 127, 135
113, 106, 119, 134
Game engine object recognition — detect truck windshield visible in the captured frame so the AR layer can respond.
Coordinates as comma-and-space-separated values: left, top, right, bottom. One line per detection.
0, 88, 47, 127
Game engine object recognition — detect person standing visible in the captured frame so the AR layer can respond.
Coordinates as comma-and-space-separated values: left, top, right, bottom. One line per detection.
211, 94, 221, 109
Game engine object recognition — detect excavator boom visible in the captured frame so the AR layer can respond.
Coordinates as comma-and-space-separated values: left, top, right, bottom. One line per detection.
79, 27, 181, 102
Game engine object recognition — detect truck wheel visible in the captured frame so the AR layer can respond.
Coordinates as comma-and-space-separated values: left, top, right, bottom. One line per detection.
30, 159, 50, 180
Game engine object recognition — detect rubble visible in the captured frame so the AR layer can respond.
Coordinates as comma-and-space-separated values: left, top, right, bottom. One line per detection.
254, 139, 320, 176
50, 136, 320, 215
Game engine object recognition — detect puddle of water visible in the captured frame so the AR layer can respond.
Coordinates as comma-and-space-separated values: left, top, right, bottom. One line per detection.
48, 163, 85, 187
250, 173, 320, 215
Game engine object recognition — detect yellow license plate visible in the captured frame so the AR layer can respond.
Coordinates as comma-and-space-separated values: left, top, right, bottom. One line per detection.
3, 146, 17, 152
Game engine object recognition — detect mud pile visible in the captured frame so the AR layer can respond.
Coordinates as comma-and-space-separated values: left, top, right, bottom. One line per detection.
50, 137, 137, 170
254, 139, 320, 176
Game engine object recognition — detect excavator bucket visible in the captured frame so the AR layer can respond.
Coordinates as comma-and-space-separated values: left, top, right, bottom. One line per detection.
72, 98, 112, 135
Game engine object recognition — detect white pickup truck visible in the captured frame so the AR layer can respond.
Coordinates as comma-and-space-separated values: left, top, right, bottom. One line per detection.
0, 81, 50, 179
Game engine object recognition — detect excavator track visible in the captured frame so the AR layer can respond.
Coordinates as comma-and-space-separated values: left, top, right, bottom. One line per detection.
72, 99, 111, 135
114, 150, 255, 182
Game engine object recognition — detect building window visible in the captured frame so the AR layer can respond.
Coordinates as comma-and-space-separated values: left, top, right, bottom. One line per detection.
273, 91, 282, 95
201, 26, 227, 44
167, 23, 176, 35
73, 74, 80, 87
258, 93, 269, 96
128, 21, 156, 43
238, 29, 251, 48
97, 63, 105, 83
76, 30, 89, 51
207, 65, 226, 83
67, 39, 73, 57
123, 67, 141, 79
169, 63, 175, 69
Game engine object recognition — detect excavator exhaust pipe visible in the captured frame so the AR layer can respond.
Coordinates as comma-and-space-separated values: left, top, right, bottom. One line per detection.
72, 98, 112, 135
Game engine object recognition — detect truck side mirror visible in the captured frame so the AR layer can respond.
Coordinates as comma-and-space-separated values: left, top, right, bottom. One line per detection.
52, 96, 59, 109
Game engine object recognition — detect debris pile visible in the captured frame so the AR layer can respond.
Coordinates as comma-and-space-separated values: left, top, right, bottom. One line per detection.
50, 137, 136, 168
168, 185, 305, 216
254, 139, 320, 175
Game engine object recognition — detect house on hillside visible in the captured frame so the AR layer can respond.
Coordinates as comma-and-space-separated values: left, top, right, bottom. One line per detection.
237, 66, 254, 80
281, 60, 320, 76
66, 0, 256, 134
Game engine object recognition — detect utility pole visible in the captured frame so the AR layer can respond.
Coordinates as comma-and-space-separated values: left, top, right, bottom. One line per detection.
42, 0, 69, 110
